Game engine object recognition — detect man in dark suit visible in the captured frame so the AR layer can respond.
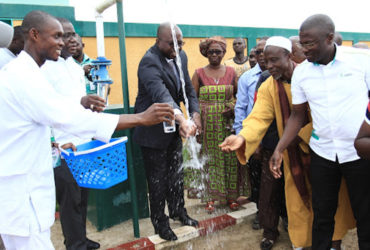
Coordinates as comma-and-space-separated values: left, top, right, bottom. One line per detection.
133, 22, 201, 241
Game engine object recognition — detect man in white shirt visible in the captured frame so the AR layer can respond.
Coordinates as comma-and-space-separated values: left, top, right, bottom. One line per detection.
270, 14, 370, 250
0, 26, 24, 69
0, 18, 13, 250
41, 17, 104, 250
0, 10, 174, 250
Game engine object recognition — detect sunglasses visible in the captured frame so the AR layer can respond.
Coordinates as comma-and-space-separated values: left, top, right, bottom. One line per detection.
207, 49, 223, 55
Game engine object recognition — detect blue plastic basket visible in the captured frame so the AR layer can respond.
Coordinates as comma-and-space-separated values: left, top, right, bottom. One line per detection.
60, 137, 128, 189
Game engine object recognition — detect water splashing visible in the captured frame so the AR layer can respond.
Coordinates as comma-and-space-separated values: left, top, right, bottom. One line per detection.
169, 23, 190, 119
165, 0, 189, 118
164, 0, 208, 199
182, 137, 208, 196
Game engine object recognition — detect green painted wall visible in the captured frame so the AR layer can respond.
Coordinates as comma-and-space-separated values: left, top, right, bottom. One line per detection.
2, 2, 370, 51
0, 3, 75, 21
0, 0, 68, 5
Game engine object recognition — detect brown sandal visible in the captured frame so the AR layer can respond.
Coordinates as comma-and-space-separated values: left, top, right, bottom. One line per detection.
205, 201, 215, 213
228, 200, 239, 210
236, 196, 249, 205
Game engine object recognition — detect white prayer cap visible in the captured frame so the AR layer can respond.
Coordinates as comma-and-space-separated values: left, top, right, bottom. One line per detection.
0, 21, 13, 48
264, 36, 292, 53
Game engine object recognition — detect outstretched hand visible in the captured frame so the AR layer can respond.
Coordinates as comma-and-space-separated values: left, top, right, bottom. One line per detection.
81, 95, 106, 112
269, 150, 283, 178
140, 103, 175, 126
219, 134, 245, 153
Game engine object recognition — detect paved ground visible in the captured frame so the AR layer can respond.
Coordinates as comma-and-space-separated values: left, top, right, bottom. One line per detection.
50, 194, 359, 250
165, 219, 358, 250
51, 197, 233, 249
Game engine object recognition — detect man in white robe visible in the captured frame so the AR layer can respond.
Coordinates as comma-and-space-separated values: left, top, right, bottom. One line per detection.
0, 11, 174, 250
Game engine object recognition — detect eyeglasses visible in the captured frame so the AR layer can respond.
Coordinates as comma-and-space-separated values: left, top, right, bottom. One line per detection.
207, 49, 223, 55
63, 32, 77, 39
300, 40, 318, 49
160, 38, 185, 47
255, 49, 264, 55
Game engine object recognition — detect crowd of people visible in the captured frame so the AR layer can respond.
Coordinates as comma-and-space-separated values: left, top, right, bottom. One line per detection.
220, 14, 370, 250
0, 9, 369, 250
0, 11, 175, 250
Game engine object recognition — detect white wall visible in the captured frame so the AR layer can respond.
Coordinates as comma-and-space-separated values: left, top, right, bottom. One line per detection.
70, 0, 370, 33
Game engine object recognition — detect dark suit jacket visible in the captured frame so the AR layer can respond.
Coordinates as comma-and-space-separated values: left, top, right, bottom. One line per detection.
133, 45, 199, 149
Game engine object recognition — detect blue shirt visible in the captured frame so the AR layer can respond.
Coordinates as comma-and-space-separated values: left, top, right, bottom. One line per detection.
233, 63, 262, 134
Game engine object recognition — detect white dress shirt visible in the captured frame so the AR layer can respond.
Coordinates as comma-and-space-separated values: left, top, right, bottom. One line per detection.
41, 57, 89, 146
0, 51, 119, 236
0, 48, 16, 69
233, 63, 262, 134
292, 45, 370, 163
165, 58, 183, 116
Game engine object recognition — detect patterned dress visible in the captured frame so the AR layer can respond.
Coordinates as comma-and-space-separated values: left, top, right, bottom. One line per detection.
185, 66, 243, 204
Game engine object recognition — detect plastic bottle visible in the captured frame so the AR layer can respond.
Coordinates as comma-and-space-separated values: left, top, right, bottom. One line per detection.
51, 128, 61, 168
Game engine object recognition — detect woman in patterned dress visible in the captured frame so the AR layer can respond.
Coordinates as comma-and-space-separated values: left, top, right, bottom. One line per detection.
186, 36, 242, 212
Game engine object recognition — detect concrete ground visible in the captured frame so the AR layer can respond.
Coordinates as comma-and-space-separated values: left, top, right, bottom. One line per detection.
51, 196, 233, 249
166, 218, 358, 250
50, 194, 359, 250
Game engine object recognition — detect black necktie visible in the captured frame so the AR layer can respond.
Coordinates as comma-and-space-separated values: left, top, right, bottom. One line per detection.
169, 60, 181, 91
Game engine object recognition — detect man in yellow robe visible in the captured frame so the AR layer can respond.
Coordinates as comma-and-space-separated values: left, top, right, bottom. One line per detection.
220, 36, 355, 249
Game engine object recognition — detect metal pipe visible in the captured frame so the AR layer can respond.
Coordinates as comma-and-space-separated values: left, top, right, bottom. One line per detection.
95, 14, 105, 57
95, 0, 120, 14
116, 0, 141, 238
94, 0, 141, 238
95, 0, 121, 57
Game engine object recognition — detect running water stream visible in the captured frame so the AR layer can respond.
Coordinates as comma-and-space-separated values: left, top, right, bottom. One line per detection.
167, 21, 208, 195
169, 22, 190, 118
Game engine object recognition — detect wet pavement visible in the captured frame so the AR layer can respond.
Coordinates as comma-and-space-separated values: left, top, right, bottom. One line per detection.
50, 193, 359, 250
163, 217, 358, 250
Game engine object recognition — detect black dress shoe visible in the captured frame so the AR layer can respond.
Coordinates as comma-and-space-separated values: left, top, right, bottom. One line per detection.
87, 238, 100, 249
252, 214, 261, 230
260, 238, 274, 250
155, 227, 178, 241
172, 214, 199, 227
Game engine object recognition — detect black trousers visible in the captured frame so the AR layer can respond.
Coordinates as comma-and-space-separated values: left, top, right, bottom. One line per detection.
258, 148, 287, 241
248, 154, 262, 205
141, 136, 187, 231
310, 150, 370, 250
54, 160, 89, 250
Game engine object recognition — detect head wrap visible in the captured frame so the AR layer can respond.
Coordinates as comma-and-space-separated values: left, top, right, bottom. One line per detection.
264, 36, 292, 53
199, 36, 227, 57
0, 21, 14, 48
